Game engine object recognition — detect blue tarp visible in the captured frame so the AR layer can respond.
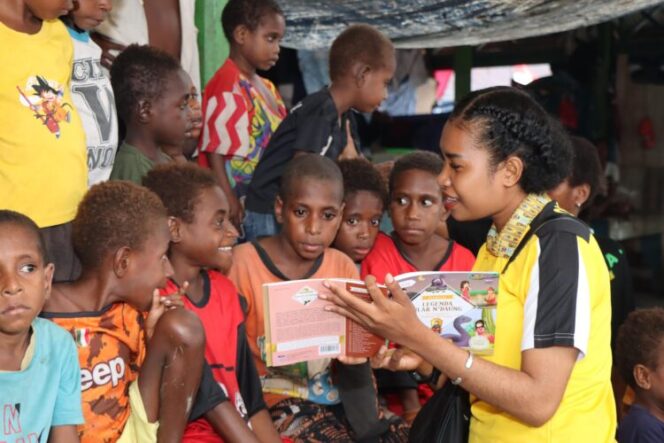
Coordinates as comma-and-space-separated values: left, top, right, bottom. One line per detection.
280, 0, 663, 49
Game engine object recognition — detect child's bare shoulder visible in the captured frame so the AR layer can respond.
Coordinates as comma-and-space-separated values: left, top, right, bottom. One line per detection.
43, 284, 86, 313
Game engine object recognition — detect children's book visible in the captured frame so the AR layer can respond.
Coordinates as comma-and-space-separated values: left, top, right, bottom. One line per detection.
394, 271, 498, 355
263, 279, 385, 367
262, 272, 499, 367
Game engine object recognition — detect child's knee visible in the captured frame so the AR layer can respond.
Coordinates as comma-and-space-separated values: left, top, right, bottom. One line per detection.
153, 308, 205, 351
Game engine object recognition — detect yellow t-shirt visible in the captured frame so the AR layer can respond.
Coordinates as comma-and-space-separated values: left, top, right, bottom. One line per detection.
0, 19, 86, 227
470, 196, 616, 442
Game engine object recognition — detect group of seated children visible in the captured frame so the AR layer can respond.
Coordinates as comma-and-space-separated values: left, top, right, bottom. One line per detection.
2, 0, 661, 442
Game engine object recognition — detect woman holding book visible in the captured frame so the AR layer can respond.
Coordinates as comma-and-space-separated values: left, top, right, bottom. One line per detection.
323, 87, 616, 442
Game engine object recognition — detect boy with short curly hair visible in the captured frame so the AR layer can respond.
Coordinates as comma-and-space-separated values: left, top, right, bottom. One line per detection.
0, 210, 83, 443
41, 181, 226, 443
110, 44, 192, 183
231, 154, 408, 441
144, 163, 282, 443
616, 308, 664, 442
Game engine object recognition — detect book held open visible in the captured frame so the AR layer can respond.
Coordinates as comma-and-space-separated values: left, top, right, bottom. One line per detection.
263, 272, 498, 367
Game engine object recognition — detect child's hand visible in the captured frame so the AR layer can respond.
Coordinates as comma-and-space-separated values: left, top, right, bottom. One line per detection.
145, 282, 188, 340
336, 355, 368, 365
90, 32, 126, 69
338, 120, 359, 160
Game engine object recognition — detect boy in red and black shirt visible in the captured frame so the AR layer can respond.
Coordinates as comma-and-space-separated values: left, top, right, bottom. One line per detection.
361, 151, 475, 422
144, 163, 281, 443
362, 151, 475, 280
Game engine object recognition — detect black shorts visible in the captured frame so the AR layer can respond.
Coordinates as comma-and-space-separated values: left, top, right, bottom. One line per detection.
188, 361, 228, 421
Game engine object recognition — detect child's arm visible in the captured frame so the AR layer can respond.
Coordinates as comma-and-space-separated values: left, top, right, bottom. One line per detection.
239, 344, 282, 442
48, 425, 80, 443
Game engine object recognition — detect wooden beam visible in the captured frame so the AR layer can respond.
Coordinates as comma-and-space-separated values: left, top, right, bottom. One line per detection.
454, 46, 473, 101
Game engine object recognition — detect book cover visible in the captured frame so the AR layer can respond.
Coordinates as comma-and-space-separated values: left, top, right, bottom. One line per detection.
263, 279, 384, 367
396, 271, 499, 355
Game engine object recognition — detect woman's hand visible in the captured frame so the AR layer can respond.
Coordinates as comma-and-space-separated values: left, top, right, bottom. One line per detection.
321, 274, 427, 349
370, 345, 429, 373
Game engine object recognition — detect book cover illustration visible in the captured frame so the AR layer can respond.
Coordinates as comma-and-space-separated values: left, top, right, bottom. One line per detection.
396, 272, 499, 355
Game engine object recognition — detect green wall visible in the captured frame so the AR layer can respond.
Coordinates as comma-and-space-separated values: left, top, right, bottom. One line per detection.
196, 0, 230, 87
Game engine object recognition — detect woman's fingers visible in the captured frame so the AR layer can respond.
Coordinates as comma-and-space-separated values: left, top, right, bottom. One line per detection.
383, 273, 411, 305
323, 281, 376, 318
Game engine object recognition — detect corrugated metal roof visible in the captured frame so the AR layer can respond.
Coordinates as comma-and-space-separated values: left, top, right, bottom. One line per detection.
280, 0, 664, 49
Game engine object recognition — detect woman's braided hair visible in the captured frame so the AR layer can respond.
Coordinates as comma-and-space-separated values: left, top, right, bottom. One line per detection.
450, 86, 572, 194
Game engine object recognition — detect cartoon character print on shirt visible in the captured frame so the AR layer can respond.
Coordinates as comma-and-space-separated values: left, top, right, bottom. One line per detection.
17, 75, 72, 138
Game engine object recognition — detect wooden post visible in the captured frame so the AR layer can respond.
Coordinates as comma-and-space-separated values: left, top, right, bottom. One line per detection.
454, 46, 473, 102
593, 22, 612, 140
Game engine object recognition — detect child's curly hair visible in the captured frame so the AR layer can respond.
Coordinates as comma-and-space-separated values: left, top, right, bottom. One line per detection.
616, 308, 664, 388
72, 181, 167, 269
0, 210, 46, 261
110, 44, 181, 124
338, 158, 388, 209
329, 24, 394, 82
143, 163, 218, 223
388, 151, 443, 198
222, 0, 283, 42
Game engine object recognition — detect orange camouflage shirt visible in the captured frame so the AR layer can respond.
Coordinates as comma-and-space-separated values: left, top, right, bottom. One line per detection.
44, 303, 147, 443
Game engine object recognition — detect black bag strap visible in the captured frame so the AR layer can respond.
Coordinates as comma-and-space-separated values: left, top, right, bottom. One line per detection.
502, 201, 591, 274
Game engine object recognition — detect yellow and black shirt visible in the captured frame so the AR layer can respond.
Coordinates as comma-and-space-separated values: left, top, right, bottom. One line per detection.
471, 194, 616, 442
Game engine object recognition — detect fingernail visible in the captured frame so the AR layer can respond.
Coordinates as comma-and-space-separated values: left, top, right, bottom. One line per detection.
324, 306, 332, 311
322, 280, 331, 289
385, 273, 394, 284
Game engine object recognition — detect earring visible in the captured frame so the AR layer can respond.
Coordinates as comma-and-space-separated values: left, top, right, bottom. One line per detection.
575, 202, 582, 209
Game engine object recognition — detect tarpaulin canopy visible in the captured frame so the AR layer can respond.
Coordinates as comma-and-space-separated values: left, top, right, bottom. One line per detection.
280, 0, 664, 49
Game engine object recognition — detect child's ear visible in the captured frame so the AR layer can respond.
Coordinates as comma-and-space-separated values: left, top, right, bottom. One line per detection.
501, 155, 524, 188
274, 196, 284, 224
233, 25, 249, 45
112, 247, 132, 278
43, 262, 55, 299
136, 100, 152, 124
634, 364, 652, 390
353, 63, 372, 87
168, 216, 182, 243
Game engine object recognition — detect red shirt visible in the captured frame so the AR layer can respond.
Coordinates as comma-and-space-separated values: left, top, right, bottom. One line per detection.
162, 270, 265, 443
361, 232, 476, 282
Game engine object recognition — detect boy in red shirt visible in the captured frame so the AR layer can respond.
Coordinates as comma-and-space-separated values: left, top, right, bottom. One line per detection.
362, 151, 475, 279
144, 163, 282, 443
361, 151, 475, 422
